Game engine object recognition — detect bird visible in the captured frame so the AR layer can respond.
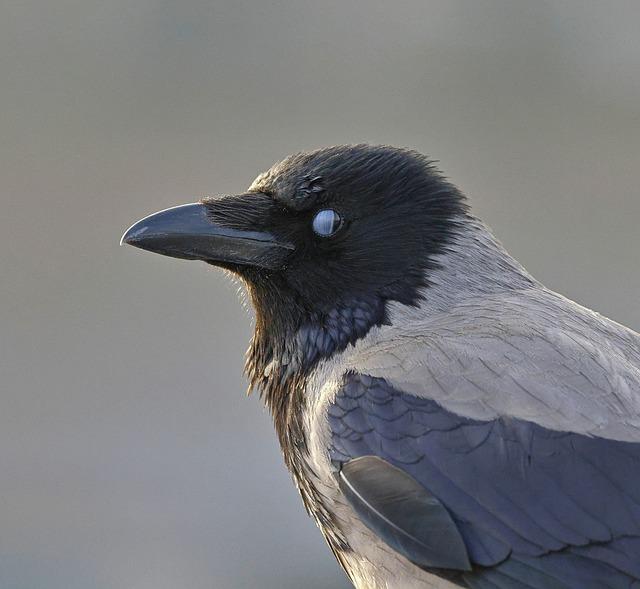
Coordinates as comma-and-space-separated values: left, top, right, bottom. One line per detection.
121, 144, 640, 588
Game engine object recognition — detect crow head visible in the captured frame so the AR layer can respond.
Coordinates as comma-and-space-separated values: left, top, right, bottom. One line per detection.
122, 145, 467, 385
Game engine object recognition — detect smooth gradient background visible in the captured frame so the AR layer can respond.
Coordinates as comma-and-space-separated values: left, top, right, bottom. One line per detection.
2, 2, 639, 588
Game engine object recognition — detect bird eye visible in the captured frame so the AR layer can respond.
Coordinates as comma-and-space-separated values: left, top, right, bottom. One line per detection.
312, 209, 342, 237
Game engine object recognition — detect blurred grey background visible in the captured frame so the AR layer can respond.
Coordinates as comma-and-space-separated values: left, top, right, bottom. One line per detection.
1, 1, 639, 588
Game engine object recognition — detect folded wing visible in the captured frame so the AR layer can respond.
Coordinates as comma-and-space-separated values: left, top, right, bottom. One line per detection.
329, 372, 640, 588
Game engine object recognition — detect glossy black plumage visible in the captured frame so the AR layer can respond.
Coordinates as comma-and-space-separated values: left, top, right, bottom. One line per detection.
329, 372, 640, 587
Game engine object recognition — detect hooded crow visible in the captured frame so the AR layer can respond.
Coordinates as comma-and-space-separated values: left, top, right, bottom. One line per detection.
122, 145, 640, 588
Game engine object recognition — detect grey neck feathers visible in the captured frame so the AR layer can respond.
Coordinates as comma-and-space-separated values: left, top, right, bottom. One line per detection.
387, 216, 538, 324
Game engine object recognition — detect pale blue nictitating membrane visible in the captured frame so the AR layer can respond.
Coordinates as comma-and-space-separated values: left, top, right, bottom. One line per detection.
312, 209, 341, 236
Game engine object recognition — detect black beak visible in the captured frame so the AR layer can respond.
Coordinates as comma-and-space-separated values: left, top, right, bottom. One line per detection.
121, 202, 293, 269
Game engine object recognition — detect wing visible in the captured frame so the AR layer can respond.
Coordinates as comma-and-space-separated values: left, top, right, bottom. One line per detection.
329, 372, 640, 588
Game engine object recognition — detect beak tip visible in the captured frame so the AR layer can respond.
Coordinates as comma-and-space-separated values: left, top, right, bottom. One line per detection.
120, 221, 148, 248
